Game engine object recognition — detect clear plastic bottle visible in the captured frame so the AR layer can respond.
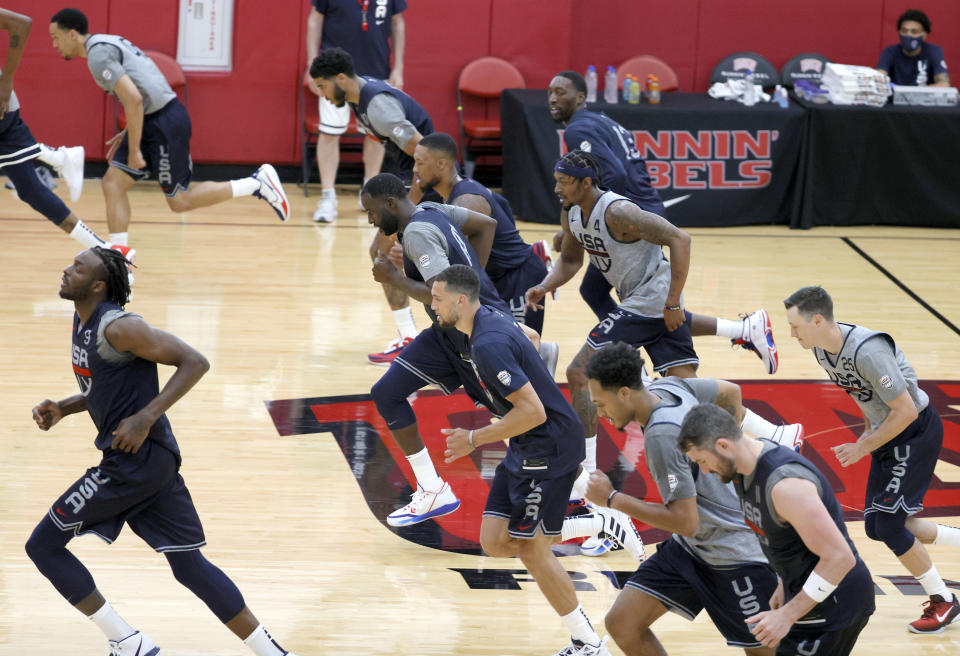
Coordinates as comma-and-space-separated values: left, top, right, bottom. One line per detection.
622, 75, 632, 102
585, 65, 598, 103
603, 65, 618, 103
743, 71, 758, 106
629, 77, 641, 104
647, 75, 661, 104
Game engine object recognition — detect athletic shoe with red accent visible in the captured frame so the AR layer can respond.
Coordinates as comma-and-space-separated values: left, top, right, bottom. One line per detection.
252, 163, 290, 221
108, 630, 160, 656
771, 423, 805, 452
732, 309, 778, 374
106, 244, 136, 286
909, 594, 960, 634
531, 239, 556, 298
386, 481, 461, 526
368, 334, 414, 366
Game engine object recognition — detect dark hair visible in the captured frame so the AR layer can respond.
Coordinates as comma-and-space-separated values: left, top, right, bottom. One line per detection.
898, 9, 931, 33
556, 70, 587, 94
418, 132, 459, 161
585, 342, 646, 391
361, 172, 407, 200
556, 148, 603, 187
783, 286, 833, 321
91, 246, 132, 308
677, 404, 742, 453
435, 264, 480, 302
51, 8, 88, 33
310, 47, 355, 79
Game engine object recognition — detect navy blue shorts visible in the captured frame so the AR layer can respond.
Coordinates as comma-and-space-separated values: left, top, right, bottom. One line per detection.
587, 308, 699, 373
483, 462, 576, 539
864, 405, 942, 516
393, 324, 489, 405
626, 538, 778, 648
490, 251, 548, 334
0, 110, 40, 169
776, 613, 871, 656
111, 98, 193, 197
46, 439, 205, 553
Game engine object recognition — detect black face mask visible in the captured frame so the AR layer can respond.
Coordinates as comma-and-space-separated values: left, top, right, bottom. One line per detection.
900, 33, 924, 52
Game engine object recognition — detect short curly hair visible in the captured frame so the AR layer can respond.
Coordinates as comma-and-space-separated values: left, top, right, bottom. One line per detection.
585, 342, 645, 391
310, 47, 355, 79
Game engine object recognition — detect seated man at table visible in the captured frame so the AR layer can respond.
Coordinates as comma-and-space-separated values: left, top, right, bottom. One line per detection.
877, 9, 950, 86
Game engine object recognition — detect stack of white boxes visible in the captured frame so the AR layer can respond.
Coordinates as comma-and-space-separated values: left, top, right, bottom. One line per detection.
892, 85, 959, 106
822, 63, 891, 107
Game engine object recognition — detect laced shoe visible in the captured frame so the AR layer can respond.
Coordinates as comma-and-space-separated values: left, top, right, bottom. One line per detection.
386, 481, 461, 527
252, 164, 290, 221
553, 636, 612, 656
771, 423, 805, 451
368, 333, 414, 366
108, 631, 160, 656
593, 505, 645, 562
732, 309, 778, 374
908, 593, 960, 634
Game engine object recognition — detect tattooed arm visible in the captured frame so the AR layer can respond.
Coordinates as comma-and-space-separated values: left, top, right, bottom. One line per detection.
0, 8, 31, 118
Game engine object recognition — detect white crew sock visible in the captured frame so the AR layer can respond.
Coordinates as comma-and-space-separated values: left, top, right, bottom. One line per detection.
406, 447, 443, 492
37, 143, 65, 169
934, 524, 960, 547
231, 177, 260, 198
741, 409, 778, 439
561, 513, 603, 542
916, 565, 953, 600
715, 318, 743, 339
243, 624, 288, 656
108, 232, 128, 246
393, 307, 418, 340
582, 435, 597, 472
88, 602, 135, 641
69, 220, 107, 248
570, 467, 590, 500
321, 188, 336, 200
560, 605, 601, 646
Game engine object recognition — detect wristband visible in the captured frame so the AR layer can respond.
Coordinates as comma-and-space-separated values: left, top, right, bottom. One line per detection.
468, 430, 475, 450
665, 305, 682, 312
606, 489, 619, 507
801, 571, 837, 603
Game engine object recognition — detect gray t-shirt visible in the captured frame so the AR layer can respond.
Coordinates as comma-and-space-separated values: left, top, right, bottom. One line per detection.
86, 34, 176, 115
400, 202, 470, 281
644, 377, 768, 567
358, 77, 418, 148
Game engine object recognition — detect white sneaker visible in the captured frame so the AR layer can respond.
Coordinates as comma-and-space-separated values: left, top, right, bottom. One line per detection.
593, 505, 645, 562
313, 195, 338, 223
56, 146, 84, 202
108, 631, 160, 656
539, 341, 559, 378
771, 423, 805, 451
252, 164, 290, 221
580, 535, 618, 556
386, 481, 461, 527
732, 309, 778, 374
554, 636, 612, 656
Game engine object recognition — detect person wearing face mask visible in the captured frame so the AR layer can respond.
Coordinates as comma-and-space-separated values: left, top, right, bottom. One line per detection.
877, 9, 950, 87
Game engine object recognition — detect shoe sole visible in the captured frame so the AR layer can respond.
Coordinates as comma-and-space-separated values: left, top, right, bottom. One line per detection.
367, 356, 400, 366
908, 609, 960, 634
386, 499, 461, 527
256, 164, 290, 221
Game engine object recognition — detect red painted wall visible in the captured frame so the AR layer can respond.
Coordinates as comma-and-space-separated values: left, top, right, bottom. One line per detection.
5, 0, 959, 166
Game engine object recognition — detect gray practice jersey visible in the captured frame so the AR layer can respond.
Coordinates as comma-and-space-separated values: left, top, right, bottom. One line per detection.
1, 68, 18, 112
813, 323, 928, 432
357, 77, 417, 148
566, 190, 672, 317
401, 202, 471, 281
85, 34, 176, 115
644, 377, 768, 567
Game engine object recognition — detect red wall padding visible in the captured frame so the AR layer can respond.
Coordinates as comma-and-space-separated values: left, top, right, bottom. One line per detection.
5, 0, 959, 166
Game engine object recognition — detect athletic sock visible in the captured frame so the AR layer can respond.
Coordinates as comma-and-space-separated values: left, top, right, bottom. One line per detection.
231, 177, 260, 198
560, 605, 601, 646
108, 232, 128, 247
393, 307, 418, 340
916, 565, 952, 600
321, 188, 336, 201
37, 144, 65, 169
934, 525, 960, 547
715, 318, 743, 339
741, 409, 777, 439
582, 435, 597, 472
406, 447, 443, 492
571, 467, 590, 500
88, 601, 135, 642
70, 220, 107, 248
561, 513, 603, 542
243, 624, 288, 656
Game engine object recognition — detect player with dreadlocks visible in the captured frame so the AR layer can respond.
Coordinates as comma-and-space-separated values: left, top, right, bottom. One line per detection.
525, 151, 804, 508
26, 247, 301, 656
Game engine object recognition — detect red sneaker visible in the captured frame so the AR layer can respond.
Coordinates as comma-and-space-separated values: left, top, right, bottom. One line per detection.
105, 244, 136, 286
909, 594, 960, 634
368, 334, 413, 366
531, 240, 556, 299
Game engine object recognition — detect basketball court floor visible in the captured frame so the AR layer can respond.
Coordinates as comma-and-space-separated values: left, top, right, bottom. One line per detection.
0, 181, 958, 654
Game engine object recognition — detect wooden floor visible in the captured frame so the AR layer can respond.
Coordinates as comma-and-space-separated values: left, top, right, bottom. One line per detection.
1, 180, 959, 655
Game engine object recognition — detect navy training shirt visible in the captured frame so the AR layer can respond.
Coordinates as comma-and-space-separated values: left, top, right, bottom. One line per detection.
351, 77, 433, 143
878, 42, 948, 86
312, 0, 406, 79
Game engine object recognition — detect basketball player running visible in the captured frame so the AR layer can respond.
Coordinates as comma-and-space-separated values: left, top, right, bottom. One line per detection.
547, 72, 774, 369
48, 8, 289, 250
784, 285, 960, 633
412, 132, 550, 334
525, 150, 779, 520
27, 247, 298, 656
581, 343, 806, 655
0, 8, 129, 256
679, 404, 876, 655
363, 173, 559, 527
435, 265, 642, 656
311, 46, 434, 364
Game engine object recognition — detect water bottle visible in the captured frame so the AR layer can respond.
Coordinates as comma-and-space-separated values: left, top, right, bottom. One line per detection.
604, 65, 618, 103
585, 65, 598, 103
773, 84, 789, 108
743, 71, 758, 106
622, 75, 632, 102
647, 75, 661, 104
629, 77, 641, 104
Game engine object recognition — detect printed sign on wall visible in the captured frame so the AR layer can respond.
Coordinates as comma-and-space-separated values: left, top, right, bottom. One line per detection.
177, 0, 234, 71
